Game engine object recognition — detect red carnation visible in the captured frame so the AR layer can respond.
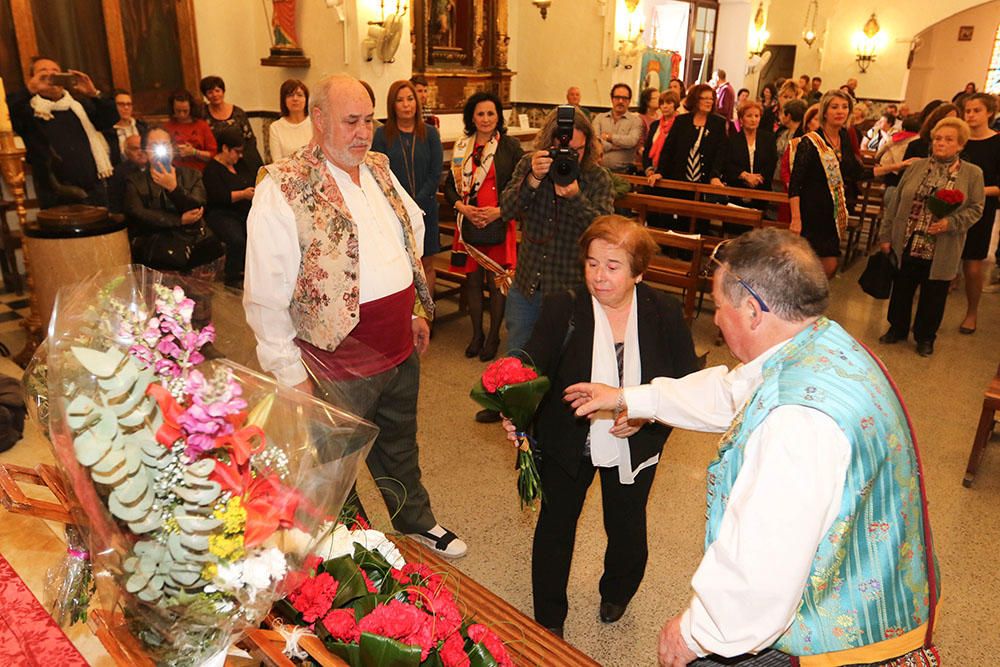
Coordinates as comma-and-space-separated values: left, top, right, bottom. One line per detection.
360, 569, 379, 593
322, 608, 361, 644
400, 562, 443, 590
406, 584, 462, 642
303, 553, 323, 574
358, 600, 436, 660
934, 189, 964, 205
467, 624, 514, 667
288, 572, 339, 624
481, 357, 539, 393
439, 632, 471, 667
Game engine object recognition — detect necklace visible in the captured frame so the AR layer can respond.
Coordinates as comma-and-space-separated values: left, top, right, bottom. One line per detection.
399, 130, 418, 196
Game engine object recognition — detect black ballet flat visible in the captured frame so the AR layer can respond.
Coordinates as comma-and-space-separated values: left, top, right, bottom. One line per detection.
465, 333, 484, 358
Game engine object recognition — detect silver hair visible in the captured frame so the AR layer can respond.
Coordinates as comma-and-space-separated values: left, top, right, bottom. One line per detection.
719, 229, 829, 320
309, 73, 358, 117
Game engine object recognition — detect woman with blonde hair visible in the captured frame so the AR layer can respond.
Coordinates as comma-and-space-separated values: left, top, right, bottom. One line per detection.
789, 90, 870, 276
879, 117, 985, 356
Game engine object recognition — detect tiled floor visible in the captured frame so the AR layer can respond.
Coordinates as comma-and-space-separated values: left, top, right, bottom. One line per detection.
1, 255, 999, 666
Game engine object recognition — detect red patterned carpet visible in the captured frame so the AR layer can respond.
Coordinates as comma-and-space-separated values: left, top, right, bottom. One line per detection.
0, 553, 87, 666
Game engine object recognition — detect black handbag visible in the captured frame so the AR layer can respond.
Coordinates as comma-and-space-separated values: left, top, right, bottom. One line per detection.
858, 250, 898, 299
460, 215, 506, 246
132, 221, 225, 272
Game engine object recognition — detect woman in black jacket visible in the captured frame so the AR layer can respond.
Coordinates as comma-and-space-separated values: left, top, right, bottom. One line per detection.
646, 84, 728, 230
502, 215, 698, 637
444, 91, 524, 361
711, 100, 778, 215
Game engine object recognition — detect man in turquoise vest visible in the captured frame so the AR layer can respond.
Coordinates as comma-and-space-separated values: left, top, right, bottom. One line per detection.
244, 74, 466, 559
565, 229, 938, 666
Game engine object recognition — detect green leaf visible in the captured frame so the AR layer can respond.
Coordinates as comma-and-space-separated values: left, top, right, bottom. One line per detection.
468, 642, 501, 667
322, 556, 370, 608
323, 638, 364, 667
470, 371, 551, 429
358, 632, 422, 667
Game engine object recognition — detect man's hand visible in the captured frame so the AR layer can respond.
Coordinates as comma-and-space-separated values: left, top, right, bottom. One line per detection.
564, 381, 620, 417
150, 161, 178, 192
180, 207, 204, 225
658, 615, 697, 667
554, 179, 580, 199
928, 218, 950, 235
412, 317, 430, 355
67, 69, 99, 97
27, 69, 54, 96
530, 150, 553, 180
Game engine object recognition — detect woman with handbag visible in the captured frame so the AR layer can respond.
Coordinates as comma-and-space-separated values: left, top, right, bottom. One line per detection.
501, 216, 698, 637
444, 91, 524, 361
373, 80, 444, 296
878, 117, 985, 357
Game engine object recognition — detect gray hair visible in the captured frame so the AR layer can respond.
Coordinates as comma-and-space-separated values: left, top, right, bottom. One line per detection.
718, 229, 829, 321
310, 73, 357, 117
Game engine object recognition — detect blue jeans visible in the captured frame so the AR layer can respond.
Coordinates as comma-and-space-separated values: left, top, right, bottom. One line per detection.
504, 285, 544, 355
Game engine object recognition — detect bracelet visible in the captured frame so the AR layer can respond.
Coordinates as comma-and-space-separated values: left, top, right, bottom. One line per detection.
527, 172, 542, 188
614, 388, 625, 417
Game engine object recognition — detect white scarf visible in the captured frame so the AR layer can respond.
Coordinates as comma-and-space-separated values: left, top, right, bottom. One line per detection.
30, 91, 114, 179
450, 131, 499, 201
589, 288, 655, 484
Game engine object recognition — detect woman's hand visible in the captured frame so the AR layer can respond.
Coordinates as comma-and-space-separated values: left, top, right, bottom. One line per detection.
928, 218, 950, 235
789, 215, 802, 235
646, 172, 663, 187
177, 142, 196, 158
709, 177, 724, 187
609, 412, 644, 438
501, 417, 518, 443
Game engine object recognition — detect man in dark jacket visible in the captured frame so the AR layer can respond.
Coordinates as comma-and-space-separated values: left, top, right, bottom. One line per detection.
8, 57, 118, 208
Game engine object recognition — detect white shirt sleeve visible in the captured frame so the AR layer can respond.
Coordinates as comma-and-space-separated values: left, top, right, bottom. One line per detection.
679, 405, 851, 657
624, 364, 748, 433
242, 175, 308, 387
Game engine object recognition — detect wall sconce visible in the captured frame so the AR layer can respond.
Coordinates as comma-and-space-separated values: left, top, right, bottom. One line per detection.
615, 0, 644, 69
362, 1, 408, 63
532, 0, 553, 19
852, 13, 881, 73
748, 1, 769, 57
802, 0, 818, 47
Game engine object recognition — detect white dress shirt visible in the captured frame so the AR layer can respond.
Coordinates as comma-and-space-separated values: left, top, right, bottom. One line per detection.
625, 340, 851, 657
243, 158, 424, 387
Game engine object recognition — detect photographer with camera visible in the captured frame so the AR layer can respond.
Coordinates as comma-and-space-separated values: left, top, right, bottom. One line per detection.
499, 105, 615, 357
9, 56, 118, 208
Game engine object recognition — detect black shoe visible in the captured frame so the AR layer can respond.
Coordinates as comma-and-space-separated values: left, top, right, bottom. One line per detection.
879, 330, 905, 344
599, 600, 628, 624
475, 409, 501, 423
916, 340, 934, 357
545, 626, 564, 639
479, 336, 500, 362
465, 333, 484, 358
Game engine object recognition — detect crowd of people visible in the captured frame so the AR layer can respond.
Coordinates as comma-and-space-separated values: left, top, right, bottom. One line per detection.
5, 55, 999, 666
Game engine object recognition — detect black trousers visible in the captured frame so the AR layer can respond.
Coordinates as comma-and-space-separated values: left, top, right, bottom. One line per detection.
531, 455, 657, 628
886, 254, 950, 343
205, 209, 248, 283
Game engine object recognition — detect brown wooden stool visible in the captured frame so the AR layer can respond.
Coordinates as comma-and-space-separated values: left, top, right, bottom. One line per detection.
963, 362, 1000, 487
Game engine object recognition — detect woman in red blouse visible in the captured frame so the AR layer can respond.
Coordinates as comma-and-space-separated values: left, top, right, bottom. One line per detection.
163, 89, 216, 172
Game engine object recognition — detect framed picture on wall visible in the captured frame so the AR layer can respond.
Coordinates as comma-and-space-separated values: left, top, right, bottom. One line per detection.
958, 26, 974, 42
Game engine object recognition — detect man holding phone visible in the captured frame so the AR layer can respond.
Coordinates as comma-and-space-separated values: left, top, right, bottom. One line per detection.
8, 56, 118, 208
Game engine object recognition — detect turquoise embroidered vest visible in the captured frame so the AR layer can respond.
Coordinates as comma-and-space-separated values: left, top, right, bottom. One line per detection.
263, 144, 434, 352
705, 318, 937, 655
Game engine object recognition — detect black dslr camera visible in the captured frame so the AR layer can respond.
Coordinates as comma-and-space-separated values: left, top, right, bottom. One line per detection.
547, 105, 580, 187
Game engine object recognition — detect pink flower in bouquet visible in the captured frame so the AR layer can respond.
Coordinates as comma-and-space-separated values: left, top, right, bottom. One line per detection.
481, 357, 539, 393
177, 370, 248, 458
358, 599, 435, 660
467, 624, 514, 667
289, 572, 339, 624
321, 608, 361, 644
439, 632, 471, 667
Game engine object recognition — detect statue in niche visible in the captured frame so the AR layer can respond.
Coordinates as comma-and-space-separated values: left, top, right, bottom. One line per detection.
432, 0, 457, 47
272, 0, 300, 49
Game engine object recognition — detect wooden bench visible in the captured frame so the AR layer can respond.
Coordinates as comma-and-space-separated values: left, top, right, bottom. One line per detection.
642, 229, 705, 323
845, 177, 887, 268
620, 174, 790, 205
614, 191, 766, 235
963, 362, 1000, 487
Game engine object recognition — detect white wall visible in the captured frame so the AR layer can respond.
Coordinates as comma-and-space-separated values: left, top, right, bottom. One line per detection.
193, 0, 414, 118
763, 0, 990, 100
715, 0, 752, 90
905, 1, 999, 105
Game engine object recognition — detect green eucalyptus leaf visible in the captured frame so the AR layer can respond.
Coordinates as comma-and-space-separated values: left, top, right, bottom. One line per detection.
169, 569, 202, 587
73, 429, 109, 467
173, 484, 221, 506
66, 395, 98, 430
126, 570, 151, 593
128, 512, 162, 534
90, 446, 124, 474
109, 492, 152, 522
71, 346, 125, 378
179, 533, 209, 551
174, 514, 223, 533
185, 458, 216, 478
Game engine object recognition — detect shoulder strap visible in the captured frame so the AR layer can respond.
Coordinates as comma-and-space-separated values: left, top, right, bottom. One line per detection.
859, 342, 938, 647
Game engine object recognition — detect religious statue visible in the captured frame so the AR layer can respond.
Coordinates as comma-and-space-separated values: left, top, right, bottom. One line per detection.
432, 0, 457, 47
262, 0, 310, 67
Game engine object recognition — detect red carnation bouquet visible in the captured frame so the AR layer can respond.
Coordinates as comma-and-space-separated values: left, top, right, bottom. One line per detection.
471, 357, 551, 510
926, 188, 964, 219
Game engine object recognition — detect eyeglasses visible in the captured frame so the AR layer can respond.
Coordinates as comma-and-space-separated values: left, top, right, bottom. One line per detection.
708, 240, 770, 313
612, 95, 631, 101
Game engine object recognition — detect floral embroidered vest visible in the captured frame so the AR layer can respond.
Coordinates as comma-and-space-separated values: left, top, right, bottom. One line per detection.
264, 144, 434, 352
704, 318, 937, 656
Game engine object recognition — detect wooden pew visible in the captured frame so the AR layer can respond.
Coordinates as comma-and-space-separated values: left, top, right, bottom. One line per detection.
642, 229, 705, 323
620, 174, 790, 205
614, 191, 766, 236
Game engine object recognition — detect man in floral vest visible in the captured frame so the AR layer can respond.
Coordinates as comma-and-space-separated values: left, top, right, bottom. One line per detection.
243, 73, 466, 559
565, 229, 938, 666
